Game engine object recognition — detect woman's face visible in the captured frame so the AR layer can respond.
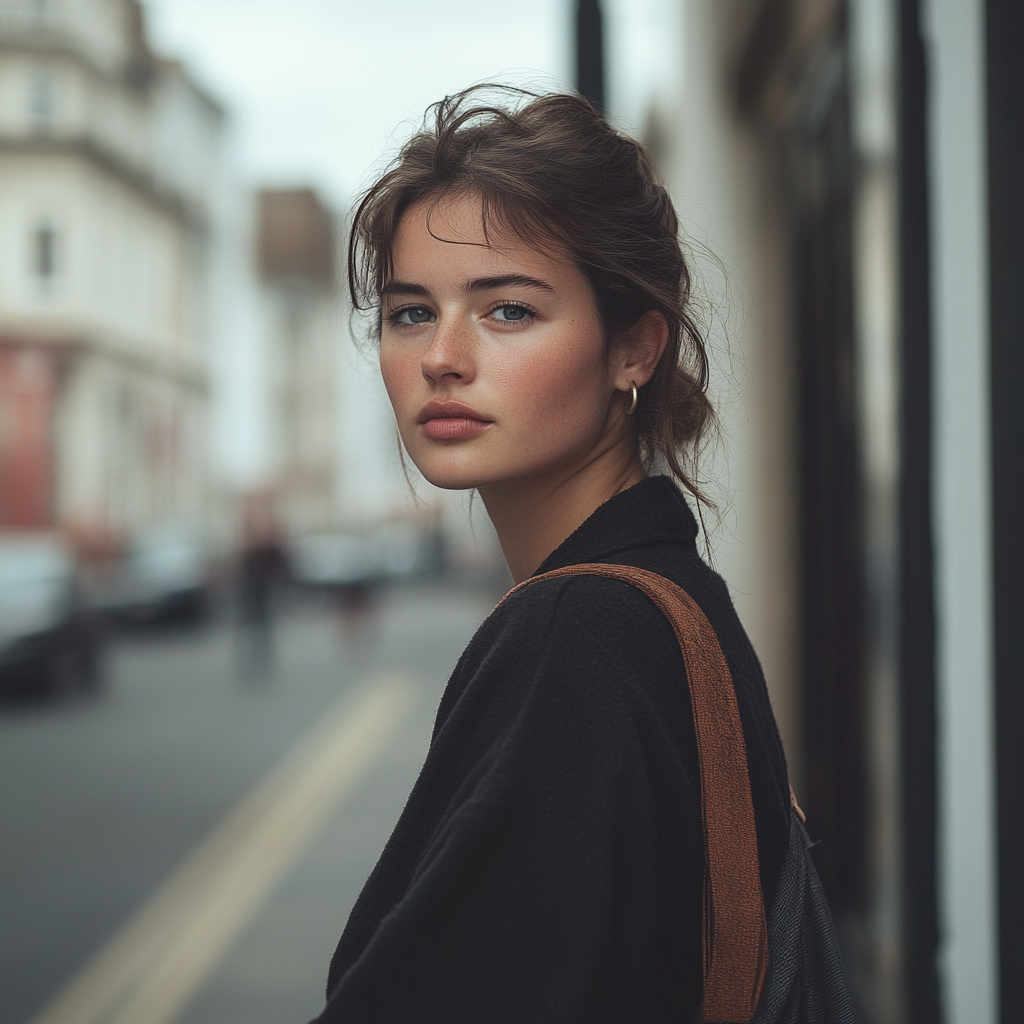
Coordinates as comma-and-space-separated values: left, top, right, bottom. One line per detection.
380, 195, 630, 493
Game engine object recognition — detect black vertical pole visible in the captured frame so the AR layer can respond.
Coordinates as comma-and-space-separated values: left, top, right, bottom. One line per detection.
575, 0, 605, 113
897, 1, 942, 1021
986, 4, 1024, 1021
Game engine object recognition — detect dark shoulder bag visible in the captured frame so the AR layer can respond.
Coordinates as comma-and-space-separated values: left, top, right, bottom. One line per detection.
505, 564, 857, 1024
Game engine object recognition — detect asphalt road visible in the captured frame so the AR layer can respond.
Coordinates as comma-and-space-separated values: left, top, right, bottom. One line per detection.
0, 580, 499, 1024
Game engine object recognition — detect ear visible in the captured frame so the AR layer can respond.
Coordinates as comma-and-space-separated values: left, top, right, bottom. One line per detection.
610, 310, 669, 391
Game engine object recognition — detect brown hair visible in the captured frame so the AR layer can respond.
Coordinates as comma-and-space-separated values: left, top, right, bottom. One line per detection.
348, 85, 715, 506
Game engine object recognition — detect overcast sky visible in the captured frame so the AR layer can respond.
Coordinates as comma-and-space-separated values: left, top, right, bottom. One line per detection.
145, 0, 680, 208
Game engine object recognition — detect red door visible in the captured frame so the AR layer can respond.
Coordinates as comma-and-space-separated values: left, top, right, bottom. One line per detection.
0, 345, 55, 528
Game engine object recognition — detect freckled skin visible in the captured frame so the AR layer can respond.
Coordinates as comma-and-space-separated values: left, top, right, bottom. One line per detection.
379, 195, 667, 581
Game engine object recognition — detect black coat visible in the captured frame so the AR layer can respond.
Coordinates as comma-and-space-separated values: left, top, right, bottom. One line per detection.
312, 476, 792, 1024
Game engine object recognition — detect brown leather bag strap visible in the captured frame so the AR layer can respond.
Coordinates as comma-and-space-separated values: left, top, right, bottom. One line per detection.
503, 563, 768, 1022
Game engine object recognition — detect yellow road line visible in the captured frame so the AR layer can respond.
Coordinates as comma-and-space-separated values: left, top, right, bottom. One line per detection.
29, 674, 415, 1024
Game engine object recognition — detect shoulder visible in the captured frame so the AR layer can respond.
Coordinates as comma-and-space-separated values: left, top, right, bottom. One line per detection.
429, 571, 693, 796
495, 570, 679, 663
435, 571, 685, 737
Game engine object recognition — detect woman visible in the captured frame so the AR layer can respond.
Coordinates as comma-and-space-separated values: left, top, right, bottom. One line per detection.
311, 88, 829, 1024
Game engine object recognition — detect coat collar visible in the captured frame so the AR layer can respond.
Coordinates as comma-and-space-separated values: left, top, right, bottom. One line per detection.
533, 475, 700, 576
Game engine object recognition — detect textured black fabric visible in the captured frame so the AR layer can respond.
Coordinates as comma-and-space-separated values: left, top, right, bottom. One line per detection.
752, 816, 857, 1023
311, 476, 792, 1024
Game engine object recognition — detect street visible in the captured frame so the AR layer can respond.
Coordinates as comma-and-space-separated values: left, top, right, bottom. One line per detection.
0, 580, 499, 1024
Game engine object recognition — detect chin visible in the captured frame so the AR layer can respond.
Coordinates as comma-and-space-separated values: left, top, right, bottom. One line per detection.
411, 449, 513, 492
417, 463, 495, 491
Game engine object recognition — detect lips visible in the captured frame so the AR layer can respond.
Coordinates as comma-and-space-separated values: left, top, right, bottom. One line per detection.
417, 400, 492, 441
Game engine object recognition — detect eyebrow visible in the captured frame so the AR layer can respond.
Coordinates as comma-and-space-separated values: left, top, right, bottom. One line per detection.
381, 281, 431, 298
382, 274, 556, 299
463, 274, 555, 294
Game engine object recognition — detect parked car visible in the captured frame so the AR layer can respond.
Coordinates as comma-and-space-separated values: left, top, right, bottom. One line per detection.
0, 534, 104, 697
289, 532, 379, 589
289, 525, 430, 591
100, 527, 211, 625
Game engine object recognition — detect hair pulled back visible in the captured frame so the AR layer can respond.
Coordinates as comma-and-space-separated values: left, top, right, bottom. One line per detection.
349, 85, 715, 505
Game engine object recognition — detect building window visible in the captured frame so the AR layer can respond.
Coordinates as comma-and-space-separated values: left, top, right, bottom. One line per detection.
33, 224, 56, 280
30, 0, 61, 27
30, 69, 56, 128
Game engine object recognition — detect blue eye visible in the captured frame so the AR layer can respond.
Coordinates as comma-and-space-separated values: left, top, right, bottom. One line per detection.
490, 304, 531, 322
393, 306, 434, 325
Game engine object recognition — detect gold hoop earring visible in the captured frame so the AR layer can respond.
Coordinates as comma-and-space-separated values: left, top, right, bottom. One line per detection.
625, 380, 638, 416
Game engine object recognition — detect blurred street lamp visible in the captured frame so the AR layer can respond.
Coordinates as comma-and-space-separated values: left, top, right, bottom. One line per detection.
574, 0, 605, 114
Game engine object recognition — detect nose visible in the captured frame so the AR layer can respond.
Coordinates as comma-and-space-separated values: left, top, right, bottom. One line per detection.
420, 315, 476, 385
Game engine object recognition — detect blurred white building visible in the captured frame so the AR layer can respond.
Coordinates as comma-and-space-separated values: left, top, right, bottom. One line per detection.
255, 187, 342, 537
0, 0, 224, 549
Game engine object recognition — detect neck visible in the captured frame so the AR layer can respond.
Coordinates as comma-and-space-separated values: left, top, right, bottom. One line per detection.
480, 445, 646, 584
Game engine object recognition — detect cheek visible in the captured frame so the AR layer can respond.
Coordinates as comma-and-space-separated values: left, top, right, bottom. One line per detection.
379, 344, 417, 410
494, 324, 608, 421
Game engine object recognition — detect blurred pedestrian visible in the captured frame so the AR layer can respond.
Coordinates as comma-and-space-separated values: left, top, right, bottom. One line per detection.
236, 499, 286, 680
311, 88, 853, 1023
332, 579, 377, 654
